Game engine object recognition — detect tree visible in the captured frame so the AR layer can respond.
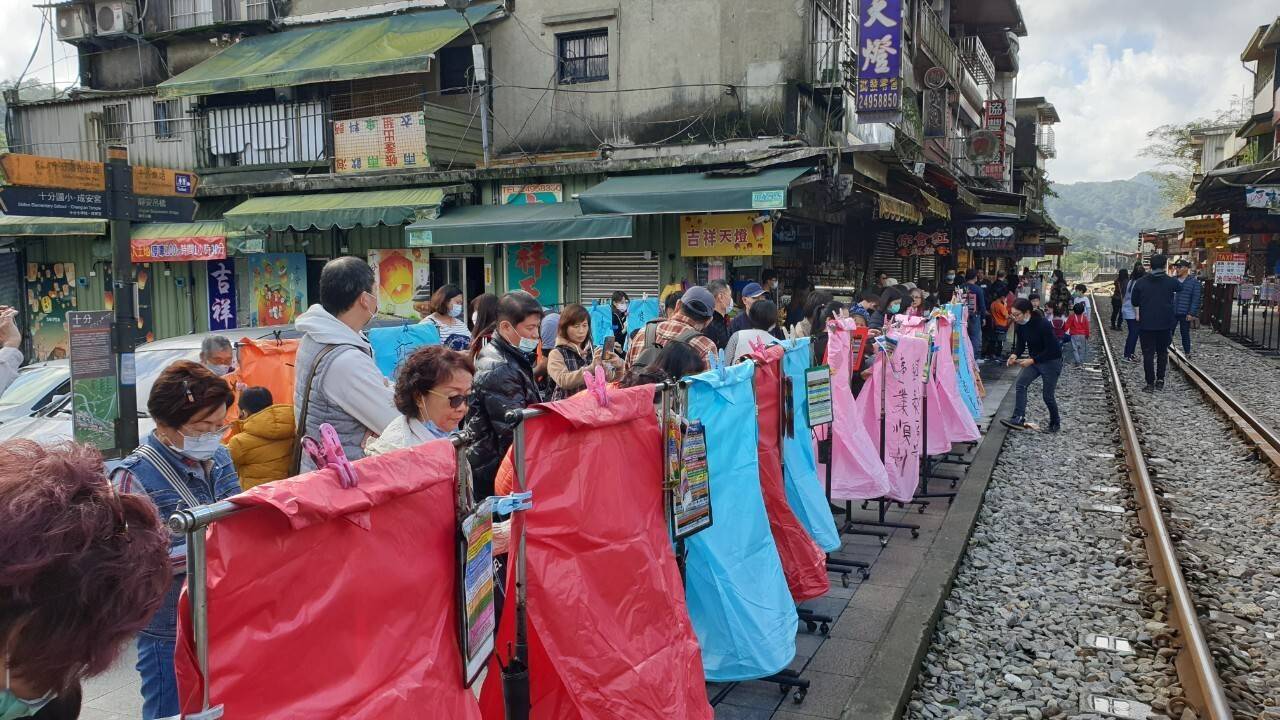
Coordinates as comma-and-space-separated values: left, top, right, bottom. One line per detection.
1140, 96, 1251, 213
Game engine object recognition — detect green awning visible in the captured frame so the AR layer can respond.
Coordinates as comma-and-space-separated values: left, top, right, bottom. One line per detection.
577, 166, 814, 215
224, 188, 446, 232
405, 201, 633, 247
0, 214, 106, 236
157, 4, 501, 98
131, 222, 227, 240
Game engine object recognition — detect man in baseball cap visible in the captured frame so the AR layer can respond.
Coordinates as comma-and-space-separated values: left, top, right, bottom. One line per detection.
623, 286, 719, 373
728, 282, 768, 335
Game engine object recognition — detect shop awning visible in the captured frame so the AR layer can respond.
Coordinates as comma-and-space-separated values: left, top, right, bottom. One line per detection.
915, 188, 950, 221
405, 200, 632, 247
577, 166, 814, 215
130, 222, 229, 262
0, 214, 106, 236
157, 3, 501, 98
223, 188, 446, 232
872, 190, 923, 224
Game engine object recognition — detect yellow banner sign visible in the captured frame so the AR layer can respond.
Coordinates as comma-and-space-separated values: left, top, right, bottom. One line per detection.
1184, 217, 1225, 242
0, 153, 104, 192
132, 166, 198, 197
679, 213, 772, 257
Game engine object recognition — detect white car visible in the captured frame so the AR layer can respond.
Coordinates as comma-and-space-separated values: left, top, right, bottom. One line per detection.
0, 360, 71, 426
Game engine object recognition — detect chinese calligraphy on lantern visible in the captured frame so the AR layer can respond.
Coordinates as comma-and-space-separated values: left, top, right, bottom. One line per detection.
882, 336, 925, 490
206, 260, 237, 331
332, 112, 429, 174
679, 213, 773, 257
505, 242, 561, 306
856, 0, 902, 114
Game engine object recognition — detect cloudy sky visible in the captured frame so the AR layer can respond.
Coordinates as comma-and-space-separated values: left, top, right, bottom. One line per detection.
0, 0, 1276, 184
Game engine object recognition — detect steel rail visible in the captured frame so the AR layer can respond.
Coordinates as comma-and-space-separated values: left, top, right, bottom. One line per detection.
1169, 348, 1280, 472
1092, 300, 1233, 720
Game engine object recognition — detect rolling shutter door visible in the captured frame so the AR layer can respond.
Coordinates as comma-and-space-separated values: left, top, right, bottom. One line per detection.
578, 251, 661, 304
871, 231, 905, 282
915, 254, 937, 284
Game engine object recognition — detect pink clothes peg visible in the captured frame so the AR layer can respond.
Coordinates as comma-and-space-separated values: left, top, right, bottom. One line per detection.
301, 423, 359, 489
582, 365, 610, 406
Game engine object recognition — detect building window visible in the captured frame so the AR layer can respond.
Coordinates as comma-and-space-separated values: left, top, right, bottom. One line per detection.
439, 46, 474, 94
170, 0, 214, 29
153, 100, 180, 140
103, 103, 130, 143
557, 29, 608, 84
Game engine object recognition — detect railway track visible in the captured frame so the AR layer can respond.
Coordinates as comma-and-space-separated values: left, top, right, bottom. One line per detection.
1096, 303, 1280, 720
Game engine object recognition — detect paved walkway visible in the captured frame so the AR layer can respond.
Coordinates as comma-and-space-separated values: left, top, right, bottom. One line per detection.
711, 362, 1017, 719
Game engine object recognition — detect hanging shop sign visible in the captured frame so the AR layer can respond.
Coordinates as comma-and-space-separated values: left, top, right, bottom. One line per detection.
895, 229, 950, 257
923, 86, 947, 139
368, 248, 431, 319
499, 183, 563, 205
679, 213, 773, 257
1184, 217, 1226, 244
249, 253, 307, 327
505, 242, 562, 307
207, 259, 237, 332
981, 99, 1007, 180
333, 112, 429, 174
961, 223, 1018, 252
0, 153, 197, 222
0, 153, 105, 191
1213, 252, 1247, 285
132, 166, 197, 197
130, 235, 227, 263
1246, 185, 1280, 211
67, 310, 118, 451
855, 0, 903, 116
1016, 243, 1046, 258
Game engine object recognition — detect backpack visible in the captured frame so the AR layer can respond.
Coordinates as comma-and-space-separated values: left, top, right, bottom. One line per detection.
632, 320, 705, 369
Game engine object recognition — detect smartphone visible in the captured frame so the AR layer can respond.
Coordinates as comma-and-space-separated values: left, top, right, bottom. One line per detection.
604, 336, 617, 356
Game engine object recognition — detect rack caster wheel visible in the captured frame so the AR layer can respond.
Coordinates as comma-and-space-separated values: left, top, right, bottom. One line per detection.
918, 505, 926, 514
880, 537, 889, 547
819, 622, 830, 635
840, 573, 851, 588
910, 529, 920, 539
793, 689, 807, 704
860, 569, 871, 580
950, 479, 959, 488
805, 620, 818, 633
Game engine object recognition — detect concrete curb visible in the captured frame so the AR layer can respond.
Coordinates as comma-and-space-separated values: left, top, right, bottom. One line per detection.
838, 387, 1018, 720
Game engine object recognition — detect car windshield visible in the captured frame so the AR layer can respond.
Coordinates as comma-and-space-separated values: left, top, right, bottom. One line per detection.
0, 365, 68, 408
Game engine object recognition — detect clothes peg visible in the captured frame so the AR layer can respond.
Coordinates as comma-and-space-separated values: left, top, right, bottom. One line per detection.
492, 491, 533, 514
582, 365, 609, 406
301, 423, 358, 489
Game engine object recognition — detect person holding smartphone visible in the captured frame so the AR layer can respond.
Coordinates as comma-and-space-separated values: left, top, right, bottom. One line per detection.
546, 303, 622, 401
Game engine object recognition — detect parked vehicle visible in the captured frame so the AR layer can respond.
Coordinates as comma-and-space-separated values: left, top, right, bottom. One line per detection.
0, 360, 70, 426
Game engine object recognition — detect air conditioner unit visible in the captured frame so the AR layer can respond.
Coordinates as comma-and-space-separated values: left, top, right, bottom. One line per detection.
94, 1, 136, 36
56, 4, 93, 41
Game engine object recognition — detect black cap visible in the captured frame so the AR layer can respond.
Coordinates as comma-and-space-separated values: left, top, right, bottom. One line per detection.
679, 286, 715, 320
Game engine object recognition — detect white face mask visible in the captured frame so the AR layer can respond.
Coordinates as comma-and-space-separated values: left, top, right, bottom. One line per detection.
448, 303, 463, 318
205, 362, 233, 377
175, 430, 222, 461
614, 302, 628, 313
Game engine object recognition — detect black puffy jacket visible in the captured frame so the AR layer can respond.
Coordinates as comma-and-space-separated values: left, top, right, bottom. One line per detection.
463, 336, 542, 497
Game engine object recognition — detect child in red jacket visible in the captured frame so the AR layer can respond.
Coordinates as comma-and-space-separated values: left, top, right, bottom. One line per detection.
1064, 302, 1091, 367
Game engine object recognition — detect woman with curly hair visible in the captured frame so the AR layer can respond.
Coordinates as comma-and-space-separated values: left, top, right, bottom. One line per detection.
112, 361, 240, 719
366, 346, 475, 455
1, 441, 171, 719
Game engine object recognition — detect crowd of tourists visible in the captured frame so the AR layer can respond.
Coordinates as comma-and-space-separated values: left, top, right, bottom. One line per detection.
2, 250, 1200, 719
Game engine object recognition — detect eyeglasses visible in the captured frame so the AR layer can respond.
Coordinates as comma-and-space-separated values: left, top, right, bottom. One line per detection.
428, 389, 469, 409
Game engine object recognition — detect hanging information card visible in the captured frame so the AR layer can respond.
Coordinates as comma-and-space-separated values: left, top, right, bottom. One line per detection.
673, 420, 713, 539
805, 365, 833, 426
457, 497, 496, 687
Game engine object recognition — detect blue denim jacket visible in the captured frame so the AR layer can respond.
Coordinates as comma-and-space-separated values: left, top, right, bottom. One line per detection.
115, 433, 241, 639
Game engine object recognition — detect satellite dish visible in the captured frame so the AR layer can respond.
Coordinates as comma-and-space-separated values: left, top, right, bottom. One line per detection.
924, 67, 948, 90
966, 130, 1000, 162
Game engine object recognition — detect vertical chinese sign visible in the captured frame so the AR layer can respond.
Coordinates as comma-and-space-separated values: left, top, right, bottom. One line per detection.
207, 259, 238, 331
332, 112, 429, 174
25, 262, 76, 361
67, 310, 118, 451
855, 0, 903, 116
505, 242, 561, 307
982, 99, 1007, 181
249, 253, 307, 327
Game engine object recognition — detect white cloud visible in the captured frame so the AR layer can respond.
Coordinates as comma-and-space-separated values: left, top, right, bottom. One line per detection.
0, 0, 83, 88
1018, 0, 1277, 182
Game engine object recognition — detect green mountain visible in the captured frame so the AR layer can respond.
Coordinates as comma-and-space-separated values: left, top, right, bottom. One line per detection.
1046, 172, 1179, 252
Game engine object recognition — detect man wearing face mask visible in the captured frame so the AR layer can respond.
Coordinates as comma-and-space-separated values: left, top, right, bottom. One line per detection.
463, 292, 545, 498
199, 335, 235, 377
112, 361, 241, 718
293, 257, 397, 472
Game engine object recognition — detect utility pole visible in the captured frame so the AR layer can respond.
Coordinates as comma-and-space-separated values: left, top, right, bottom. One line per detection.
106, 145, 140, 454
444, 0, 490, 165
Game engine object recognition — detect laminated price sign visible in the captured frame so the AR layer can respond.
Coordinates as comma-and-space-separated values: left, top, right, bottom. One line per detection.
1213, 253, 1247, 285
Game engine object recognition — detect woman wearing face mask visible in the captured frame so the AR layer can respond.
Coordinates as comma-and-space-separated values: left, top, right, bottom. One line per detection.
112, 361, 239, 719
462, 292, 544, 498
609, 291, 630, 346
870, 288, 904, 330
907, 288, 926, 318
419, 284, 472, 352
1, 441, 171, 720
366, 346, 475, 455
547, 304, 622, 401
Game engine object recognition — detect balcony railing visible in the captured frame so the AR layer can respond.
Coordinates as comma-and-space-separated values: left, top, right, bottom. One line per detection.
1036, 126, 1057, 158
917, 2, 962, 86
201, 101, 329, 170
958, 36, 996, 86
946, 135, 982, 180
811, 3, 848, 87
